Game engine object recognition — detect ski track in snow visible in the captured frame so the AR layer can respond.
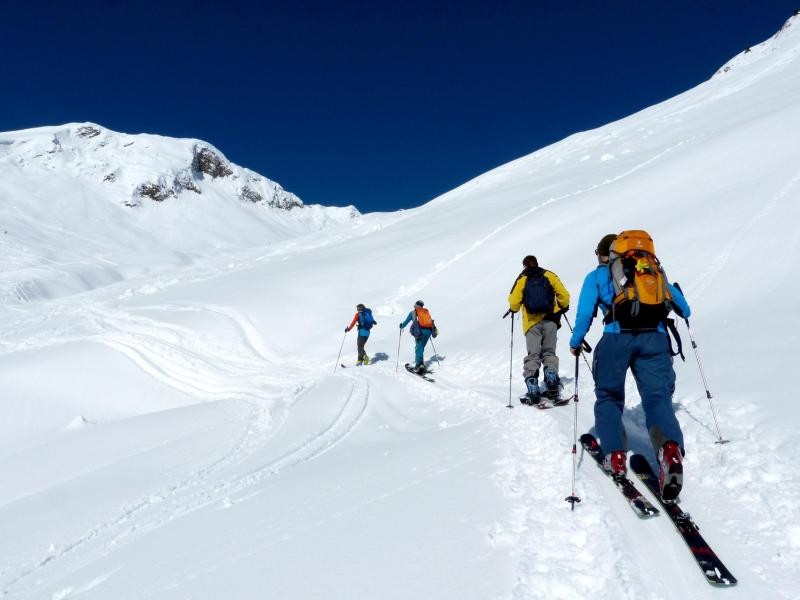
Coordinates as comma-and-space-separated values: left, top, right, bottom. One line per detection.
1, 239, 796, 598
1, 368, 369, 598
5, 21, 800, 594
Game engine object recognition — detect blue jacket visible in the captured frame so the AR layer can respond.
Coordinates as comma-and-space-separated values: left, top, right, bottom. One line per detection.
568, 264, 691, 349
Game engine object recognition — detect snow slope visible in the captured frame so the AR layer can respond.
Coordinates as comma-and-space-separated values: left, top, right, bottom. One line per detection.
0, 123, 363, 305
1, 13, 800, 600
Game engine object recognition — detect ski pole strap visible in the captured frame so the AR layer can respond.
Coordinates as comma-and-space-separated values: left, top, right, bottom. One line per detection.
665, 317, 685, 361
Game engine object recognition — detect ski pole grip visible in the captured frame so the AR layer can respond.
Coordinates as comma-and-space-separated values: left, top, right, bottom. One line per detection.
581, 340, 593, 353
502, 310, 511, 319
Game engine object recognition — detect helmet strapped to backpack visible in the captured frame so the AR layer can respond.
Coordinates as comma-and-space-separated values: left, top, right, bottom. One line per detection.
606, 230, 673, 329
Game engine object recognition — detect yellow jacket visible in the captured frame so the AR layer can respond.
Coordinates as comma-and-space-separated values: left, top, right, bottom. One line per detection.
508, 269, 570, 334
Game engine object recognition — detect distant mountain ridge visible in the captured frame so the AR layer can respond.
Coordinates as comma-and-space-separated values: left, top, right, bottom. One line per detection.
0, 122, 361, 304
0, 122, 304, 210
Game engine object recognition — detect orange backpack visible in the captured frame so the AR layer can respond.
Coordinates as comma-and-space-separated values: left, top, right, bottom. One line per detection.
607, 230, 673, 329
415, 307, 434, 328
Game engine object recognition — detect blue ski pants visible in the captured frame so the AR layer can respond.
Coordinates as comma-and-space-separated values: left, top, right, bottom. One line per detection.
592, 331, 683, 454
414, 329, 432, 367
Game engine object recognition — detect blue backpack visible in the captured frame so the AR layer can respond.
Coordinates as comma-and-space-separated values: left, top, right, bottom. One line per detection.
359, 308, 376, 330
523, 270, 555, 314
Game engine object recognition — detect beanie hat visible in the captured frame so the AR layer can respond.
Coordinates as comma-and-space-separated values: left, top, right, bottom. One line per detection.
415, 300, 424, 307
522, 255, 538, 268
596, 234, 618, 257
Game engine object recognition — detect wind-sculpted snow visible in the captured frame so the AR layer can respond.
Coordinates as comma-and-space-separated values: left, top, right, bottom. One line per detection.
1, 13, 800, 600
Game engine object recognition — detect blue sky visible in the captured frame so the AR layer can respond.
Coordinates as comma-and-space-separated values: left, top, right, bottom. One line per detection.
1, 1, 797, 212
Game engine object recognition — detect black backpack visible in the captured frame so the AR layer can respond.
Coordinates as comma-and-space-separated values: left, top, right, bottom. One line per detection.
523, 269, 555, 314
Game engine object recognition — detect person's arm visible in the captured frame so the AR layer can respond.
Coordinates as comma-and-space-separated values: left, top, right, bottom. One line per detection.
399, 312, 412, 329
346, 313, 359, 331
548, 272, 570, 311
669, 284, 691, 319
508, 276, 525, 312
569, 271, 600, 350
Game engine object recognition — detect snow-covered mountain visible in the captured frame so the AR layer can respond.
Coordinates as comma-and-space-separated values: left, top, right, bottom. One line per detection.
0, 123, 361, 303
1, 12, 800, 600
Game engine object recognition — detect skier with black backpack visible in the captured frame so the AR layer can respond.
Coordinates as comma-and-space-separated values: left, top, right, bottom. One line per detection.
345, 303, 377, 365
507, 256, 570, 404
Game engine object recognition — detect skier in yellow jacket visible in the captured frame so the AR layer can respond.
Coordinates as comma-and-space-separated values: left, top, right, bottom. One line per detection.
508, 255, 570, 404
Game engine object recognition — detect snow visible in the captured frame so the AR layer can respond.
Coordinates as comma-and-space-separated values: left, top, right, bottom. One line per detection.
1, 12, 800, 600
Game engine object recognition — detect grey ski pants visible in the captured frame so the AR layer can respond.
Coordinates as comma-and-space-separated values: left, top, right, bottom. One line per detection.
523, 320, 559, 380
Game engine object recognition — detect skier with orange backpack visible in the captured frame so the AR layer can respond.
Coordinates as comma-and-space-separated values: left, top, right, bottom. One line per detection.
569, 231, 690, 501
399, 300, 438, 374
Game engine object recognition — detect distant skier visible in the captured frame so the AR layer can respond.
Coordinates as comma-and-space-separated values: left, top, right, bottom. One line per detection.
399, 300, 437, 373
507, 255, 570, 404
569, 232, 690, 501
345, 303, 377, 365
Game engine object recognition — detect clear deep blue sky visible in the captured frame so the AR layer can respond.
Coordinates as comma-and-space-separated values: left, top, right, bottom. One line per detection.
2, 1, 797, 212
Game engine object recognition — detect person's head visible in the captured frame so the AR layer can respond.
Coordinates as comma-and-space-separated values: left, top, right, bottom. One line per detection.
356, 303, 365, 312
595, 234, 617, 263
415, 300, 424, 308
522, 255, 538, 269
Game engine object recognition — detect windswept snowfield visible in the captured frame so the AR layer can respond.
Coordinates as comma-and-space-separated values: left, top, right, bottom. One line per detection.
2, 15, 800, 600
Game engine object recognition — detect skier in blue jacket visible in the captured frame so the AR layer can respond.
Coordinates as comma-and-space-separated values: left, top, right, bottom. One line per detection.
569, 233, 690, 500
399, 300, 437, 373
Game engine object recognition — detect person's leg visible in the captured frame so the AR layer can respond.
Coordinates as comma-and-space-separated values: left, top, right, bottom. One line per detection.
630, 332, 682, 452
415, 330, 432, 368
357, 335, 367, 364
539, 320, 560, 394
540, 320, 559, 373
523, 323, 544, 380
593, 333, 634, 453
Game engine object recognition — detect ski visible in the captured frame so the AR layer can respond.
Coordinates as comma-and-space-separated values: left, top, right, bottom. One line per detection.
537, 395, 571, 410
579, 433, 659, 518
629, 454, 737, 586
519, 395, 571, 409
404, 363, 435, 382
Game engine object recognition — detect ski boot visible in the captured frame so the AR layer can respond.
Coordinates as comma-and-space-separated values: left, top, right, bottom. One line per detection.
543, 368, 560, 399
414, 363, 426, 374
363, 355, 370, 365
521, 376, 541, 405
603, 450, 627, 476
658, 440, 683, 502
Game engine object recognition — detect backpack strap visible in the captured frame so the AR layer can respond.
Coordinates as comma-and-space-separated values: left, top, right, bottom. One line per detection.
665, 318, 685, 361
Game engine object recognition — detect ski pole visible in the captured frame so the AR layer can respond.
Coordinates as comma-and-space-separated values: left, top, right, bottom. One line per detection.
503, 309, 515, 409
673, 283, 729, 444
395, 328, 403, 372
563, 314, 594, 379
565, 352, 581, 509
334, 330, 347, 374
429, 336, 442, 370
